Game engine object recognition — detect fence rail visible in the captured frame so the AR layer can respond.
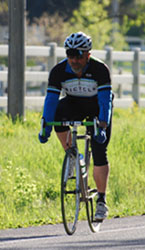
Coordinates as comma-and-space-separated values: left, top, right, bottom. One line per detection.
0, 44, 145, 109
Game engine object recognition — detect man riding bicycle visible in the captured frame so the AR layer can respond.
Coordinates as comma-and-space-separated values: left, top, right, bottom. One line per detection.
39, 31, 113, 222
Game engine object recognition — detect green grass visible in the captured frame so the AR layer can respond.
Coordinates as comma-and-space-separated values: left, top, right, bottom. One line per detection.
0, 106, 145, 229
108, 106, 145, 217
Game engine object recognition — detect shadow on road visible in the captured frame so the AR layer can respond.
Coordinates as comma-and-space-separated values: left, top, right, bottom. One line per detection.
0, 234, 62, 243
55, 238, 145, 249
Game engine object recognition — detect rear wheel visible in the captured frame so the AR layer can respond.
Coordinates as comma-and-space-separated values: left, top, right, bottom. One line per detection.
61, 152, 80, 235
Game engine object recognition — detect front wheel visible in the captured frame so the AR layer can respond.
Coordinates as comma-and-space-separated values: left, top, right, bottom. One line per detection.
61, 152, 80, 235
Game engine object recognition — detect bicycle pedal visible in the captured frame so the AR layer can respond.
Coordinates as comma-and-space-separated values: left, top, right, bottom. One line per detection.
93, 218, 103, 223
69, 176, 76, 179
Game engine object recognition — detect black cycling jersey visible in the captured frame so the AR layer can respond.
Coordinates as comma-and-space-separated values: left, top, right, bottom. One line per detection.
47, 56, 111, 99
44, 55, 113, 166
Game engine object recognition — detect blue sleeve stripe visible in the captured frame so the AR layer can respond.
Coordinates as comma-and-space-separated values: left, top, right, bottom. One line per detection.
98, 85, 112, 91
47, 87, 61, 94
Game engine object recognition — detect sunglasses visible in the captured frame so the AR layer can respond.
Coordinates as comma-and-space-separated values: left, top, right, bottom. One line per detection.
66, 49, 84, 59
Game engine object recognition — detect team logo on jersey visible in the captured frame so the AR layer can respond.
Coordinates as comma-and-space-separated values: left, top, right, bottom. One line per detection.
61, 78, 98, 97
85, 73, 92, 77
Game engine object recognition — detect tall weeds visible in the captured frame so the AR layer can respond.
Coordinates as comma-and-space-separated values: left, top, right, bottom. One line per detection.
0, 107, 145, 229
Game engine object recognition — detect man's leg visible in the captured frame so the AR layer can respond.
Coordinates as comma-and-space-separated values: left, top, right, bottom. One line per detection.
56, 131, 75, 178
56, 131, 71, 151
93, 164, 109, 221
93, 164, 109, 194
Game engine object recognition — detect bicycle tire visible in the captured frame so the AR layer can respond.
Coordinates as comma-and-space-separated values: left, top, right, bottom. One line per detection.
86, 191, 101, 233
84, 135, 101, 233
61, 152, 80, 235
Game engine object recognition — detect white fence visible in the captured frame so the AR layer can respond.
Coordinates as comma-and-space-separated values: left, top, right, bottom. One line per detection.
0, 43, 145, 109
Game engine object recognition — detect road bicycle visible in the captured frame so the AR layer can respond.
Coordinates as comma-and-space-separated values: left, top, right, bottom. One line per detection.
41, 118, 102, 235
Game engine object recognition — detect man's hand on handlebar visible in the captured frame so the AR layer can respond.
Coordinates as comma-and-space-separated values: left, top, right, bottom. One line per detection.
39, 134, 48, 143
93, 120, 107, 144
38, 117, 52, 144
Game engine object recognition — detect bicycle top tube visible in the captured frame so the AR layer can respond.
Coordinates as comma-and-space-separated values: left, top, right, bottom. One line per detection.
46, 121, 94, 127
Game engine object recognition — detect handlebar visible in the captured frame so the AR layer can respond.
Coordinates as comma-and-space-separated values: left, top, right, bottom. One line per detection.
46, 121, 95, 126
40, 118, 99, 137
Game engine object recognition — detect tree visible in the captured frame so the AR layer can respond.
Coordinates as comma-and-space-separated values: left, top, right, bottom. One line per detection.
1, 0, 145, 50
0, 0, 8, 25
118, 0, 145, 37
26, 0, 82, 22
67, 0, 126, 50
32, 13, 69, 46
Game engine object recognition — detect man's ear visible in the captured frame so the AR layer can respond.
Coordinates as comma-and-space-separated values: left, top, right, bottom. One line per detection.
87, 52, 91, 60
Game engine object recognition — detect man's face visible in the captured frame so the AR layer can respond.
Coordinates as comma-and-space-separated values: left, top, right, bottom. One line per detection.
66, 49, 90, 74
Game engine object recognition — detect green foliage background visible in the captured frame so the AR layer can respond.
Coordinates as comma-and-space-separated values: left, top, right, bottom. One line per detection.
1, 0, 145, 50
68, 0, 112, 49
0, 107, 145, 229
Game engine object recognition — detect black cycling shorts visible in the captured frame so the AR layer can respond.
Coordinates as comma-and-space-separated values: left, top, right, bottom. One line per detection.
54, 96, 112, 166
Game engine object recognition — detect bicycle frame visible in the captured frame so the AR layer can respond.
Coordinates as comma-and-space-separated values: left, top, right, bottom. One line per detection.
77, 133, 91, 202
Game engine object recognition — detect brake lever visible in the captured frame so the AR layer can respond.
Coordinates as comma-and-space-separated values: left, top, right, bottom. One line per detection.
40, 117, 46, 136
93, 117, 99, 136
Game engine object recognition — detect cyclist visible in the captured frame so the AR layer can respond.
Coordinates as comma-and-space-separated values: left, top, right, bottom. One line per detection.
39, 31, 113, 222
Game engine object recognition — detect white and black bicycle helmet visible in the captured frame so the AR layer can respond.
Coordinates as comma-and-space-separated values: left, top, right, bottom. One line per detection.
64, 32, 92, 51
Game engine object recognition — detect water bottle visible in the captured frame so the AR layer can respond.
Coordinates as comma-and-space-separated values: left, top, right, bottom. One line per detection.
79, 154, 86, 175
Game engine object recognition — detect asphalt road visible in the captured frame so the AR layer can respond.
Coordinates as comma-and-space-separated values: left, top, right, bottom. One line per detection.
0, 216, 145, 250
